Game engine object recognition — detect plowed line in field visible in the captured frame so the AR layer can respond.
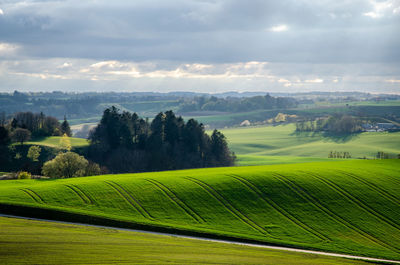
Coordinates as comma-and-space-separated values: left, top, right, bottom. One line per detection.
145, 179, 204, 223
72, 185, 94, 205
64, 185, 92, 205
338, 171, 400, 206
230, 174, 329, 242
184, 176, 271, 237
20, 189, 43, 204
104, 181, 154, 221
21, 188, 45, 204
306, 171, 400, 232
272, 173, 399, 252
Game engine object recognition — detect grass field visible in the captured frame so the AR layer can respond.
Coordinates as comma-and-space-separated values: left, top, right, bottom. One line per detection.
25, 136, 89, 148
220, 124, 400, 165
0, 160, 399, 260
0, 217, 373, 265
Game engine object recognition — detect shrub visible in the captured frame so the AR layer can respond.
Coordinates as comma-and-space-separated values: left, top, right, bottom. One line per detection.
18, 171, 31, 179
27, 146, 41, 162
42, 151, 101, 178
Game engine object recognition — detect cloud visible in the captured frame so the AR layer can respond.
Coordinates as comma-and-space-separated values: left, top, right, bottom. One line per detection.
305, 79, 324, 83
0, 0, 398, 93
0, 42, 20, 57
0, 58, 398, 94
269, 24, 288, 32
0, 8, 4, 15
363, 0, 400, 18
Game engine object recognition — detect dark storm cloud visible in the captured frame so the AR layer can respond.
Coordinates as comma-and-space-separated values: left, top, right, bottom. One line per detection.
1, 0, 399, 63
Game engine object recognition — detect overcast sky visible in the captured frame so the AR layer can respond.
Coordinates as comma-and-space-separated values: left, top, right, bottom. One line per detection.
0, 0, 399, 93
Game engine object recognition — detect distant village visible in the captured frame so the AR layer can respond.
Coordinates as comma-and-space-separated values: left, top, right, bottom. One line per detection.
362, 122, 399, 132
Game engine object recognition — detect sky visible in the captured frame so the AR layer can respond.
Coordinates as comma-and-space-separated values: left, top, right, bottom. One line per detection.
0, 0, 399, 94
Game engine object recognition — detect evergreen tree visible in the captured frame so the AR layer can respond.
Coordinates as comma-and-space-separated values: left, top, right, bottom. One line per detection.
61, 115, 72, 137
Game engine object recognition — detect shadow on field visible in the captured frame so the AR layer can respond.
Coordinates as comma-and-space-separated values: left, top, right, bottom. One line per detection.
290, 130, 360, 143
320, 132, 360, 143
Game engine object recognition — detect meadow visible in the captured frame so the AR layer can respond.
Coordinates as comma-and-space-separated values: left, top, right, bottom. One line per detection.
220, 124, 400, 165
0, 160, 399, 261
0, 216, 374, 265
25, 136, 89, 148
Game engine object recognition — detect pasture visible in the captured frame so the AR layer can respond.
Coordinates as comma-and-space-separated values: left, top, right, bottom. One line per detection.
0, 160, 399, 261
220, 124, 400, 165
25, 136, 89, 148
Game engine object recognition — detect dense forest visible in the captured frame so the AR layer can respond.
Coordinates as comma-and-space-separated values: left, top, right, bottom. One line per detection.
88, 107, 236, 173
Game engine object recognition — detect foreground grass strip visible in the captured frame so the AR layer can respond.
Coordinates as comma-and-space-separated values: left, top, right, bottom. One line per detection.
145, 178, 205, 223
229, 174, 329, 242
184, 176, 270, 236
0, 216, 376, 265
272, 173, 398, 252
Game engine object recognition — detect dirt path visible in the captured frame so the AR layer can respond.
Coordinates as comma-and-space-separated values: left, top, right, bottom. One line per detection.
1, 213, 399, 264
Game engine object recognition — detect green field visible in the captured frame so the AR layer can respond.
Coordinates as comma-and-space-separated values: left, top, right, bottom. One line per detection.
0, 160, 399, 260
0, 217, 374, 265
26, 136, 89, 148
220, 124, 400, 165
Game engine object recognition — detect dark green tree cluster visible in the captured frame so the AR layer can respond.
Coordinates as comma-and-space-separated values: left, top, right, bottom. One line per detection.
179, 94, 297, 113
89, 107, 235, 173
296, 115, 361, 134
377, 151, 390, 159
9, 112, 71, 137
328, 151, 351, 159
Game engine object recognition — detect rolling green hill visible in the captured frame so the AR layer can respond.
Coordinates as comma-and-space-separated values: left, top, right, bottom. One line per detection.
25, 136, 89, 148
220, 124, 400, 165
0, 160, 399, 260
0, 217, 373, 265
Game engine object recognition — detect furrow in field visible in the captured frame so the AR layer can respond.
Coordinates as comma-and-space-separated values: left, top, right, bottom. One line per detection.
272, 173, 399, 253
145, 179, 205, 223
20, 189, 44, 204
306, 171, 400, 232
229, 174, 329, 242
184, 176, 271, 237
338, 171, 400, 206
104, 181, 154, 221
64, 185, 91, 204
71, 185, 94, 205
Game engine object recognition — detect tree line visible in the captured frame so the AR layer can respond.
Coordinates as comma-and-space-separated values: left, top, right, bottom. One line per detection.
179, 94, 297, 113
0, 111, 71, 145
88, 107, 236, 173
296, 115, 361, 134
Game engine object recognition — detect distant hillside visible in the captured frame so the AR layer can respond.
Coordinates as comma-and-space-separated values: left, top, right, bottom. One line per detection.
220, 124, 400, 165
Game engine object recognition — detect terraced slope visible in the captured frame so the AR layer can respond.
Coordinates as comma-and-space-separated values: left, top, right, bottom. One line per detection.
0, 160, 399, 260
220, 124, 400, 165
